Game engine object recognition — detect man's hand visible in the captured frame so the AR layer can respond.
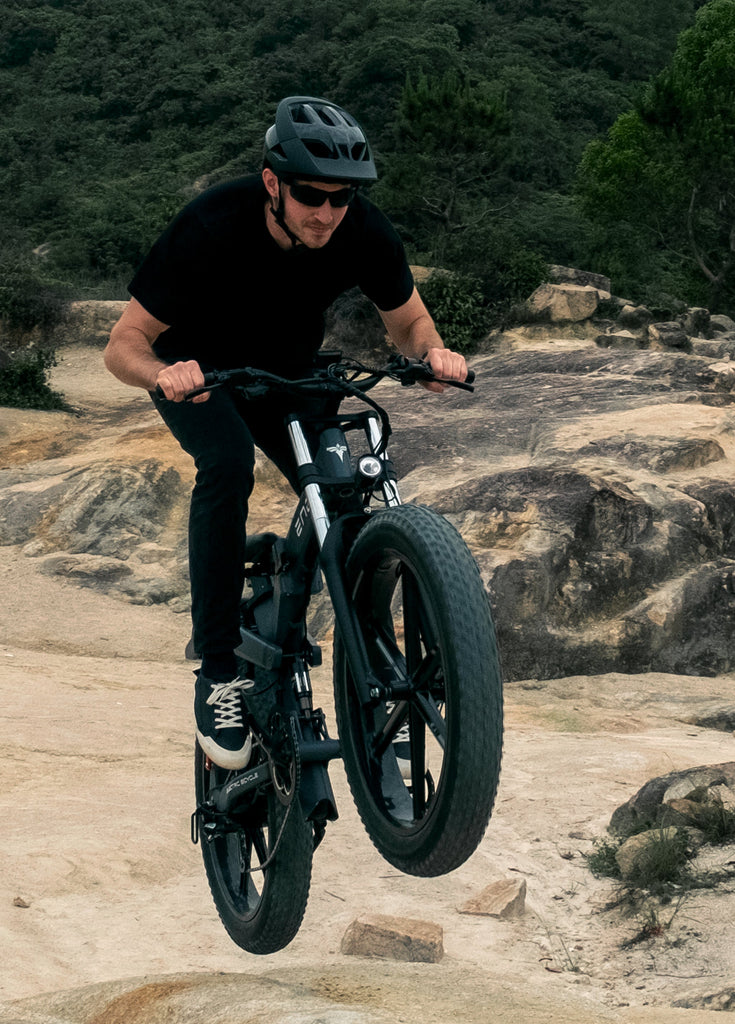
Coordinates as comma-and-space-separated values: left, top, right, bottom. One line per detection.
422, 347, 468, 394
155, 360, 209, 403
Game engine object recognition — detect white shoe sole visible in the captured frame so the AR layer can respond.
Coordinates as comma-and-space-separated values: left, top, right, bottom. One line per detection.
197, 730, 253, 771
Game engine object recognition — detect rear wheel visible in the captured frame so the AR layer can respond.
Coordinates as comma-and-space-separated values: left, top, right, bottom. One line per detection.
333, 504, 503, 876
195, 740, 313, 954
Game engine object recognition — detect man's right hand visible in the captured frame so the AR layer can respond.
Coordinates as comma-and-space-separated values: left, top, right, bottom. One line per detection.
155, 360, 209, 403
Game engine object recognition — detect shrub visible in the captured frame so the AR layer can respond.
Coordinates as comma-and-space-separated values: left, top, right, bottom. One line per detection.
624, 828, 691, 895
0, 244, 68, 339
586, 837, 623, 879
0, 240, 70, 409
0, 347, 67, 410
418, 272, 488, 354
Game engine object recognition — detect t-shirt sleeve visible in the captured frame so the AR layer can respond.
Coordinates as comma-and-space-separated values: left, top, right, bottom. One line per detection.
357, 205, 415, 312
128, 204, 209, 326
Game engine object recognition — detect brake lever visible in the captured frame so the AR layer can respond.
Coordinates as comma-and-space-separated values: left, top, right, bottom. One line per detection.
182, 381, 227, 401
444, 378, 475, 392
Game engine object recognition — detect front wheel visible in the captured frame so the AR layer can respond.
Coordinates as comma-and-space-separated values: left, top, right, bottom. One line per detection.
195, 741, 313, 954
333, 504, 503, 877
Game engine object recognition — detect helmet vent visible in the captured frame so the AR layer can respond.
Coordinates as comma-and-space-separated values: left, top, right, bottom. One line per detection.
304, 139, 336, 160
317, 107, 339, 126
292, 104, 311, 124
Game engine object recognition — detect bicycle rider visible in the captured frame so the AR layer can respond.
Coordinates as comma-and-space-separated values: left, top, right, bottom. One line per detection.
104, 95, 469, 770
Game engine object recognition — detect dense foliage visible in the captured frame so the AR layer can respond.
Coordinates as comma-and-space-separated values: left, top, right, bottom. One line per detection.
0, 0, 716, 326
577, 0, 735, 311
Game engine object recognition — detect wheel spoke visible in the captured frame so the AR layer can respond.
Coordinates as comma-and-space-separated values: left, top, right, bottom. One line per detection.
414, 690, 447, 747
251, 825, 269, 866
401, 568, 425, 675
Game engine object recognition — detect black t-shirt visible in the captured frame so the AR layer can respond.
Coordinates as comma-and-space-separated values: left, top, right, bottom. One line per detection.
128, 174, 415, 374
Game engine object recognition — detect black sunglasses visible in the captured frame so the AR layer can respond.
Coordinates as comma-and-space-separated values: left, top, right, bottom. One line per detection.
288, 182, 357, 208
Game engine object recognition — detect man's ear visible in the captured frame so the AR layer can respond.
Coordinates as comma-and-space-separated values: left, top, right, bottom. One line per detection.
262, 168, 280, 202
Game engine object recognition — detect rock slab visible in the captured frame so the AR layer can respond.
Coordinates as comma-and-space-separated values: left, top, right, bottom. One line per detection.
341, 914, 444, 963
458, 878, 527, 919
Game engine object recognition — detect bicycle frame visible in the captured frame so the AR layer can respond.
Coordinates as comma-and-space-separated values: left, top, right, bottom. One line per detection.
225, 404, 402, 824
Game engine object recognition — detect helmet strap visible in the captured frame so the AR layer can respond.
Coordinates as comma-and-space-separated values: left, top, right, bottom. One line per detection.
268, 180, 304, 250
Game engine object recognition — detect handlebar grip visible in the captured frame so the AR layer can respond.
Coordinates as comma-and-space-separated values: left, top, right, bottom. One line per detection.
465, 369, 475, 385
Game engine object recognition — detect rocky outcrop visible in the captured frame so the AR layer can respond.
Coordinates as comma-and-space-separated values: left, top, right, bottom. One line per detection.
0, 459, 189, 607
391, 338, 735, 680
610, 763, 735, 836
3, 274, 735, 681
52, 299, 127, 347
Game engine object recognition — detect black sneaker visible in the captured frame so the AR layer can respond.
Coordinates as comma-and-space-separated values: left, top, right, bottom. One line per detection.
195, 673, 253, 770
393, 721, 412, 780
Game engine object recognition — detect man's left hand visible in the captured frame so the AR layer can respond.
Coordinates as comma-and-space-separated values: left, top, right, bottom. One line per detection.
422, 347, 468, 393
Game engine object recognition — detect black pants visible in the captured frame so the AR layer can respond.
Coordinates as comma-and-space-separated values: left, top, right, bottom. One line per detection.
152, 386, 336, 656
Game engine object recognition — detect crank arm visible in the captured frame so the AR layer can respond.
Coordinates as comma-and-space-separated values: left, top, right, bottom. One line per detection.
212, 761, 272, 813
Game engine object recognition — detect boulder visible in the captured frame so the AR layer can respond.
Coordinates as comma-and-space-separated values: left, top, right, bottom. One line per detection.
614, 827, 686, 881
647, 321, 690, 350
683, 307, 711, 337
617, 304, 653, 329
526, 283, 601, 323
595, 329, 640, 349
710, 313, 735, 334
548, 265, 612, 292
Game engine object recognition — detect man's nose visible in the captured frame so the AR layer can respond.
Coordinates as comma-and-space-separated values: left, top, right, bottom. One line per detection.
313, 199, 333, 221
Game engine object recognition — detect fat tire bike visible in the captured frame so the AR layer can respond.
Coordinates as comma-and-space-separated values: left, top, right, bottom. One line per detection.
183, 353, 503, 953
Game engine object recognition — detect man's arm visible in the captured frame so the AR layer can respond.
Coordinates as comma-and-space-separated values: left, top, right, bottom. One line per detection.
378, 287, 467, 394
104, 298, 208, 403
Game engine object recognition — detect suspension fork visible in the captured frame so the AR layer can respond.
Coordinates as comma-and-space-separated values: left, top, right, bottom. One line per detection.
365, 413, 401, 508
286, 417, 384, 706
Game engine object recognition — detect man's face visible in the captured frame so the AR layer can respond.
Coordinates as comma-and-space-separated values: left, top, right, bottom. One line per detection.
263, 169, 353, 249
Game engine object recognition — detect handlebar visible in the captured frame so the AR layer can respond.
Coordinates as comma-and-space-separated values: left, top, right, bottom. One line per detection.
153, 355, 475, 456
170, 355, 475, 403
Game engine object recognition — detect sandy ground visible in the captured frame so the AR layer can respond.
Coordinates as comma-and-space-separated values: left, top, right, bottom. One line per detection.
0, 346, 733, 1021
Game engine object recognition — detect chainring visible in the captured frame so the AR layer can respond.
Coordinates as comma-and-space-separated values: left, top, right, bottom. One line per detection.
268, 709, 301, 807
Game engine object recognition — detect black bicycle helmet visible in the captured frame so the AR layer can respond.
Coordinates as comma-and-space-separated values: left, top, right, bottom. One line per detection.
264, 96, 377, 184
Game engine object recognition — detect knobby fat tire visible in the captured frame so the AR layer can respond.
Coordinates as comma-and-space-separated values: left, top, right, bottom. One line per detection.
333, 503, 503, 877
194, 742, 313, 954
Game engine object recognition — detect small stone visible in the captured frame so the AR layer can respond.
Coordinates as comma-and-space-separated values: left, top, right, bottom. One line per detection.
13, 896, 30, 908
595, 330, 640, 349
340, 913, 443, 963
458, 878, 527, 919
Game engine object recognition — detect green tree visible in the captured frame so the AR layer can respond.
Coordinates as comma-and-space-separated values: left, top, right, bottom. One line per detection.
376, 70, 508, 264
577, 0, 735, 311
643, 0, 735, 309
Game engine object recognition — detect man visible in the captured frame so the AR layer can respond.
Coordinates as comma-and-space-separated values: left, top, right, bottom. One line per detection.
105, 95, 468, 770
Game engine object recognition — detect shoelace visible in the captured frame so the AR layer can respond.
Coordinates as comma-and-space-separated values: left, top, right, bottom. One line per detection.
206, 678, 250, 730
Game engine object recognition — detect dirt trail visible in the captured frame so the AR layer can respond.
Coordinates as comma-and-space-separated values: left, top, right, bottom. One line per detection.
0, 346, 732, 1022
